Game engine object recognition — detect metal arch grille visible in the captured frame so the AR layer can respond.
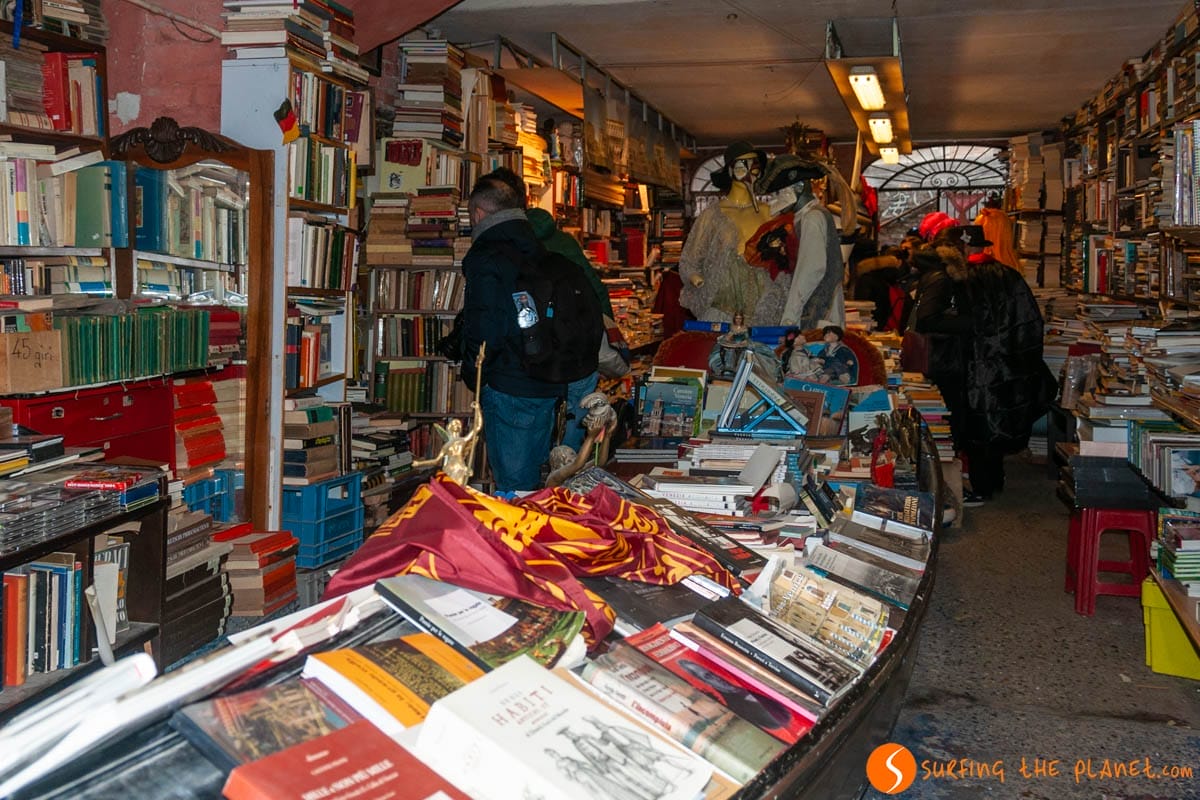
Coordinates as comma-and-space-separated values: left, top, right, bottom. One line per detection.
689, 153, 726, 194
863, 144, 1007, 190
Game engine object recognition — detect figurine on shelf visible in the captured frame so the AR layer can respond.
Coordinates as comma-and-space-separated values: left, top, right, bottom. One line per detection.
546, 393, 618, 487
413, 344, 486, 485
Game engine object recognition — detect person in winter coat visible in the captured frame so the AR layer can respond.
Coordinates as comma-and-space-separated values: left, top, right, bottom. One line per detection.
462, 172, 566, 491
913, 244, 1052, 502
525, 207, 613, 453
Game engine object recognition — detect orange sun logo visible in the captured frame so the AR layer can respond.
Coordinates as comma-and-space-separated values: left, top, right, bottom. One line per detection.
866, 742, 917, 794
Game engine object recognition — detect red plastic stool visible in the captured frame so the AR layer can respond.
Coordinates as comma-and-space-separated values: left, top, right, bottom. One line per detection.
1065, 507, 1155, 616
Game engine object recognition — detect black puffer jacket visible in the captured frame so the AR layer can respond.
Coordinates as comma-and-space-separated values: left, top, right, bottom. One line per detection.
462, 212, 565, 398
958, 259, 1054, 452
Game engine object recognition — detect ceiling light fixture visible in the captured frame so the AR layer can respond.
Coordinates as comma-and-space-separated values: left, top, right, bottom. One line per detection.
848, 66, 886, 110
868, 114, 893, 144
878, 146, 900, 164
824, 18, 912, 157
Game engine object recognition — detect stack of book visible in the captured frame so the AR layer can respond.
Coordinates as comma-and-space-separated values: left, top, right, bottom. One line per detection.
172, 379, 227, 481
395, 40, 465, 147
198, 306, 244, 366
211, 373, 246, 465
405, 187, 460, 267
1159, 514, 1200, 598
221, 528, 300, 617
161, 523, 234, 666
364, 194, 412, 266
635, 470, 756, 517
0, 425, 64, 472
220, 0, 329, 63
60, 463, 161, 511
282, 398, 340, 486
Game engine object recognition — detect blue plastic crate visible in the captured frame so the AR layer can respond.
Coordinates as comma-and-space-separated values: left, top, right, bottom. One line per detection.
295, 530, 364, 570
283, 506, 364, 547
213, 468, 245, 523
281, 473, 362, 522
298, 527, 360, 560
183, 474, 226, 519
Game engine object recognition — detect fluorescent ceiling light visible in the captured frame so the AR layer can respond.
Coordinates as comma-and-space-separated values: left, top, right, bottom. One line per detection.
868, 114, 893, 144
878, 146, 900, 164
848, 66, 886, 111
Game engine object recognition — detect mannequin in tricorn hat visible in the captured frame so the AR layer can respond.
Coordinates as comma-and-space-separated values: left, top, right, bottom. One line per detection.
679, 140, 782, 325
750, 154, 845, 329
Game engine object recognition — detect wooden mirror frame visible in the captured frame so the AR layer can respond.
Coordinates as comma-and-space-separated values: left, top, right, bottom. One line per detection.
111, 116, 275, 530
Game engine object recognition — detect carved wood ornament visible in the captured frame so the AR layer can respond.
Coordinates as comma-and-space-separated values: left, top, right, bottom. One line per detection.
110, 116, 234, 163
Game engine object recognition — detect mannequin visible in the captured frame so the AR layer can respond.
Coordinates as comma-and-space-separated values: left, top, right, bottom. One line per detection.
753, 155, 845, 329
679, 141, 782, 325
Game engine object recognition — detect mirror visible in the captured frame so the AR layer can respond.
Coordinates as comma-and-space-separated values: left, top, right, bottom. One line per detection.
111, 117, 272, 528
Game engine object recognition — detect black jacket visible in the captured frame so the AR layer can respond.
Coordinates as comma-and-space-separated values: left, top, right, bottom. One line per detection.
959, 260, 1053, 452
462, 213, 565, 398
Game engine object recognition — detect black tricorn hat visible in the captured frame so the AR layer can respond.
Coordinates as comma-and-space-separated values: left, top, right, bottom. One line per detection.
960, 224, 992, 248
754, 154, 825, 195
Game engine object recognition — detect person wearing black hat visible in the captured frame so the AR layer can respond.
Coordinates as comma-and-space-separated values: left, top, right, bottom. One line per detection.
961, 224, 996, 267
753, 154, 845, 329
678, 140, 775, 324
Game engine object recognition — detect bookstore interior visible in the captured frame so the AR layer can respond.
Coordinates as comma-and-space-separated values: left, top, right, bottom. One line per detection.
0, 0, 1198, 798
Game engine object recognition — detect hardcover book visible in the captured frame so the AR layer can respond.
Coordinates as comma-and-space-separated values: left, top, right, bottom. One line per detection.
414, 655, 713, 800
805, 542, 921, 611
691, 596, 862, 707
222, 719, 472, 800
170, 677, 360, 772
625, 623, 817, 744
374, 575, 586, 671
826, 514, 931, 572
850, 484, 936, 539
763, 563, 889, 666
578, 575, 711, 635
301, 631, 486, 738
577, 642, 786, 783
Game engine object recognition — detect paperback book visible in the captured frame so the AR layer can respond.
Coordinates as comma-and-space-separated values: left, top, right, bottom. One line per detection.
373, 574, 587, 671
576, 641, 786, 783
850, 484, 936, 539
301, 631, 486, 738
691, 596, 862, 706
414, 655, 713, 800
628, 622, 819, 743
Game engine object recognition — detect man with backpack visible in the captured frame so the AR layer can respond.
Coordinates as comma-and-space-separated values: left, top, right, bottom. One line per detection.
462, 169, 603, 492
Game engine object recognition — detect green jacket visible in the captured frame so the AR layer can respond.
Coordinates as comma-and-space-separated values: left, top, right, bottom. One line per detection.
526, 208, 614, 318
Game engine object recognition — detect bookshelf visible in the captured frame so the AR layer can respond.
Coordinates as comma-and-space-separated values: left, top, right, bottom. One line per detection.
0, 497, 169, 722
221, 55, 368, 528
1058, 3, 1200, 306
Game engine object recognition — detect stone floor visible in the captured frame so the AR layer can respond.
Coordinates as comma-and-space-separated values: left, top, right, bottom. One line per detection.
864, 455, 1200, 800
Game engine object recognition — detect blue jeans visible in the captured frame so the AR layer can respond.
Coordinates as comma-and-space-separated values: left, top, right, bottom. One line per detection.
480, 384, 558, 492
561, 371, 599, 452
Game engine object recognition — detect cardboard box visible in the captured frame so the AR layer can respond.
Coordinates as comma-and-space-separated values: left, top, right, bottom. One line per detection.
0, 330, 64, 394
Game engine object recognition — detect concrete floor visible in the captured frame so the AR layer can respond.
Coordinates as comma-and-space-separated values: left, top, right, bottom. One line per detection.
865, 456, 1200, 800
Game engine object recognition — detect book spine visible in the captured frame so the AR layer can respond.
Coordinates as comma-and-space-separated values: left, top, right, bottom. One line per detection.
2, 573, 24, 686
691, 610, 831, 705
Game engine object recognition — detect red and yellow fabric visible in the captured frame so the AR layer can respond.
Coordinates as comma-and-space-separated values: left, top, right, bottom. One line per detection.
323, 473, 741, 646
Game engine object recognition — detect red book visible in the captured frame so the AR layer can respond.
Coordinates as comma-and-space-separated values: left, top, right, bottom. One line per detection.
3, 573, 28, 687
223, 720, 470, 800
225, 531, 299, 555
211, 521, 255, 542
62, 467, 149, 490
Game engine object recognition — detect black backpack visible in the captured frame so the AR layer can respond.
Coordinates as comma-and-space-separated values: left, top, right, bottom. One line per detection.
505, 244, 604, 384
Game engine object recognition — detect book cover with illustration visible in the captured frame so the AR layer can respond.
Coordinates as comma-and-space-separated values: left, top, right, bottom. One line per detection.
782, 378, 850, 437
692, 596, 862, 707
850, 484, 936, 539
170, 677, 360, 772
578, 642, 786, 783
414, 655, 713, 800
301, 631, 485, 738
626, 623, 817, 744
638, 376, 703, 439
374, 574, 586, 671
